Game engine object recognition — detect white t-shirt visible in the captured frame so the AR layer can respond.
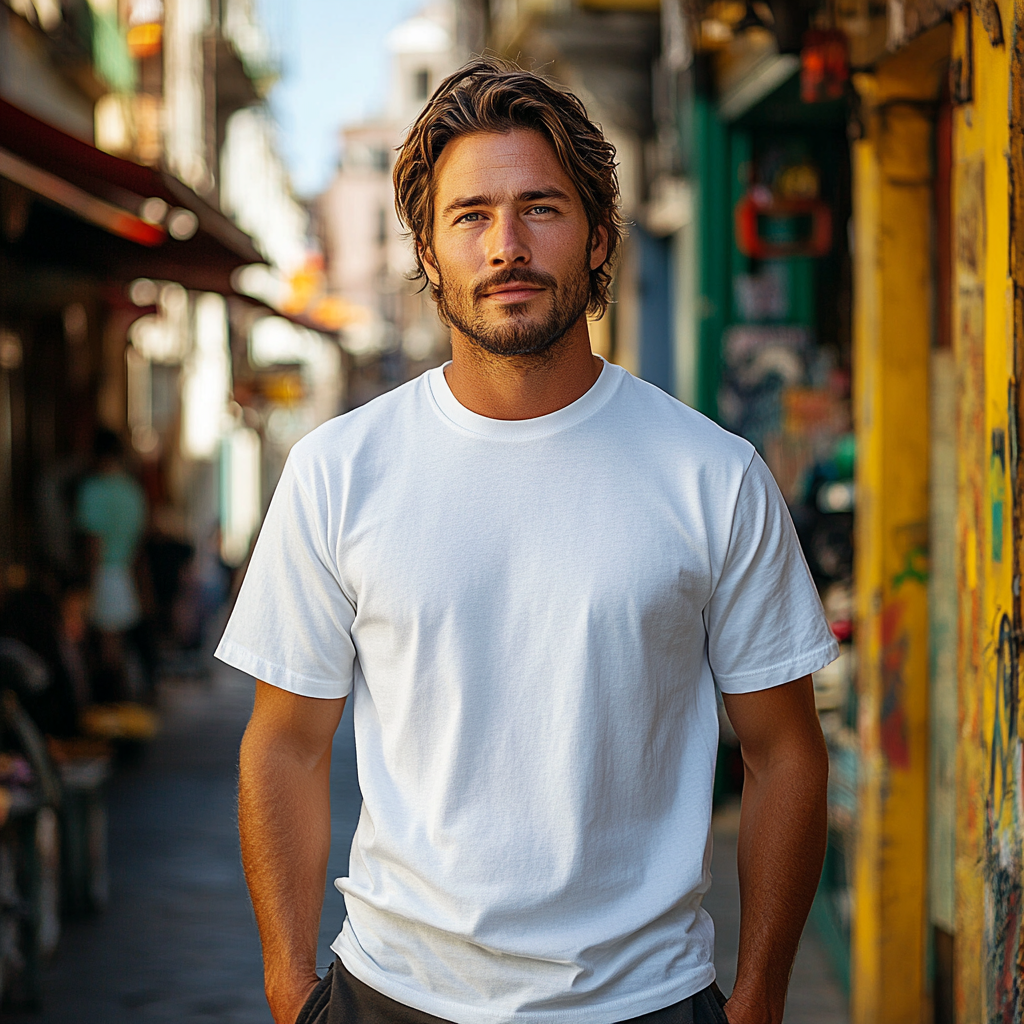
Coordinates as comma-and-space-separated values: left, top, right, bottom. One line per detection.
216, 359, 837, 1024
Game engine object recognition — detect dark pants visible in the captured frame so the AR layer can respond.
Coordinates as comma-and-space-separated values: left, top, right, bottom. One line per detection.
295, 960, 730, 1024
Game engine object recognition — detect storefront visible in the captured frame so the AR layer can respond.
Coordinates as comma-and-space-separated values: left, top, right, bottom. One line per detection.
0, 94, 273, 1005
849, 4, 1023, 1019
0, 98, 265, 583
677, 41, 858, 987
686, 2, 1024, 1019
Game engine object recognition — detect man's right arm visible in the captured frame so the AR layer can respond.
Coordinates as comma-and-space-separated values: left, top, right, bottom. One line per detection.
239, 680, 346, 1024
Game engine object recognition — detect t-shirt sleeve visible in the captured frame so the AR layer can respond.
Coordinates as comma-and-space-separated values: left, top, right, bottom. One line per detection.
214, 457, 356, 700
705, 452, 838, 693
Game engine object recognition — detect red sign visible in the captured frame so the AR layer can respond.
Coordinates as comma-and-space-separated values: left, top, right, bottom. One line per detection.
801, 29, 849, 103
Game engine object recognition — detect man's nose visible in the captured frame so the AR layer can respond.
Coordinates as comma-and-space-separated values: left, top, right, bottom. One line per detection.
486, 212, 530, 267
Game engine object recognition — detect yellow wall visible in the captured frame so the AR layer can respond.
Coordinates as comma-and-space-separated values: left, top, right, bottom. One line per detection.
951, 0, 1022, 1018
854, 2, 1023, 1019
850, 25, 949, 1023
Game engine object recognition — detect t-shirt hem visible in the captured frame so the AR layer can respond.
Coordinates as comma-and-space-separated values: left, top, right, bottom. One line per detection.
714, 638, 840, 694
332, 937, 716, 1024
213, 638, 352, 699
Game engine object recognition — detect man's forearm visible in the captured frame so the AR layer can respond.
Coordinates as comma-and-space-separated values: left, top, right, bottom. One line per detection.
239, 717, 334, 1024
727, 742, 828, 1024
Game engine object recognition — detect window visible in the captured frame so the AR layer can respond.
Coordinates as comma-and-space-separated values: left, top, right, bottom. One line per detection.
413, 68, 430, 101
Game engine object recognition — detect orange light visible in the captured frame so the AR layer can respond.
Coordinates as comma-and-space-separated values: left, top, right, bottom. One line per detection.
309, 295, 353, 331
800, 29, 848, 103
281, 265, 317, 314
261, 372, 306, 406
127, 23, 163, 59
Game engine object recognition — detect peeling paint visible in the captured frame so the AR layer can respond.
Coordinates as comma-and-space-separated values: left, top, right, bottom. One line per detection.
972, 0, 1005, 44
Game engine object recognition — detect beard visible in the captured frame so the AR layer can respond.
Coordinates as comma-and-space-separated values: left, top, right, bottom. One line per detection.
435, 257, 591, 359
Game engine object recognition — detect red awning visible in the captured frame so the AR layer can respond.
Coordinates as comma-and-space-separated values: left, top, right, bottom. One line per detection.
0, 99, 265, 293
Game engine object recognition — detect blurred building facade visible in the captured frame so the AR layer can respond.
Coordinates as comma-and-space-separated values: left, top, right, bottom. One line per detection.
0, 0, 343, 585
456, 0, 1023, 1021
318, 2, 456, 408
0, 0, 347, 1000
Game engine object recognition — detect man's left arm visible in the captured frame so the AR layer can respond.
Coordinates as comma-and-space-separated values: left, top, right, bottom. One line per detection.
720, 675, 829, 1024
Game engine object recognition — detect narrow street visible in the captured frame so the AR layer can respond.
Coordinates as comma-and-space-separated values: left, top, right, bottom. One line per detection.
6, 657, 846, 1023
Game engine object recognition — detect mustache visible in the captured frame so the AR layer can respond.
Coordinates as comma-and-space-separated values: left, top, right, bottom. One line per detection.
473, 268, 558, 301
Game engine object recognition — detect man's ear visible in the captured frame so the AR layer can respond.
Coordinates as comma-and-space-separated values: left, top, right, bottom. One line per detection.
420, 241, 441, 286
589, 224, 609, 271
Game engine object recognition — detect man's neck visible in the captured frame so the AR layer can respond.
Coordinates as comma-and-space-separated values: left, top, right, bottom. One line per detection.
443, 317, 602, 420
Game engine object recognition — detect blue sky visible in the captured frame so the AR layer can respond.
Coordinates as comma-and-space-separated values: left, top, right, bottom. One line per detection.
255, 0, 423, 197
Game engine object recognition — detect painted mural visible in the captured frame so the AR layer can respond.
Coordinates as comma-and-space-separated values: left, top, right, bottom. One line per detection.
955, 151, 1024, 1023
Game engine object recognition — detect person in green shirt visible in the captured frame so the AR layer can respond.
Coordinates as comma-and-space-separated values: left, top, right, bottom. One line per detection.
76, 429, 147, 698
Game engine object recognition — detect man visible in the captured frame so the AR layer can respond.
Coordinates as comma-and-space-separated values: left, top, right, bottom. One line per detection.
218, 59, 836, 1024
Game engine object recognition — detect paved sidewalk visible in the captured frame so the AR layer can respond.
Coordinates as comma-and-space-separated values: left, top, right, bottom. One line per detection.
5, 665, 277, 1023
3, 659, 363, 1023
704, 803, 849, 1024
6, 658, 848, 1022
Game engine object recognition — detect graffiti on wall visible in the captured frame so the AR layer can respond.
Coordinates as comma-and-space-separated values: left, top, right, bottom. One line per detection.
953, 153, 1024, 1019
880, 525, 928, 771
985, 613, 1022, 1023
892, 544, 929, 588
988, 615, 1019, 825
990, 428, 1007, 563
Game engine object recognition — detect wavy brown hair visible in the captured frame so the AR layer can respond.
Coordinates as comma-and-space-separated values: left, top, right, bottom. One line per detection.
393, 57, 622, 319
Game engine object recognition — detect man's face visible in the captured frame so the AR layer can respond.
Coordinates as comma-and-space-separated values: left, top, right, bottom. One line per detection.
422, 130, 608, 358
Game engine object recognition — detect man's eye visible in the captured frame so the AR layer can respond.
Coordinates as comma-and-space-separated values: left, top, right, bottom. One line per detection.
529, 206, 554, 215
456, 212, 483, 223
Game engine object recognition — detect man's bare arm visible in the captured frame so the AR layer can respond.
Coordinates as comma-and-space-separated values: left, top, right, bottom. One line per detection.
720, 676, 829, 1024
239, 681, 345, 1024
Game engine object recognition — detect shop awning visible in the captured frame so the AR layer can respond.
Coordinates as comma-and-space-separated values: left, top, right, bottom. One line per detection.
0, 99, 265, 294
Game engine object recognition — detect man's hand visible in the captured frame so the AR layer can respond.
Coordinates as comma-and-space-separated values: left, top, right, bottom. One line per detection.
720, 676, 829, 1024
268, 972, 320, 1024
239, 681, 345, 1024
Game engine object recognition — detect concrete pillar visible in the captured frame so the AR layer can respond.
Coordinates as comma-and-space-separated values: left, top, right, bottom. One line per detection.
850, 24, 950, 1023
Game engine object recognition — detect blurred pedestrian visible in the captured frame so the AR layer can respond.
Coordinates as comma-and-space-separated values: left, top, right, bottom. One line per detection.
144, 505, 194, 646
76, 429, 147, 701
223, 58, 836, 1024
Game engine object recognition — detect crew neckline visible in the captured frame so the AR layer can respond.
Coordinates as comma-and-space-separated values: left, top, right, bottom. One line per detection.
425, 357, 621, 440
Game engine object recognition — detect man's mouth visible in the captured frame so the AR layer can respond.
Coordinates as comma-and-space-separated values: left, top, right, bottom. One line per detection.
483, 284, 545, 303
